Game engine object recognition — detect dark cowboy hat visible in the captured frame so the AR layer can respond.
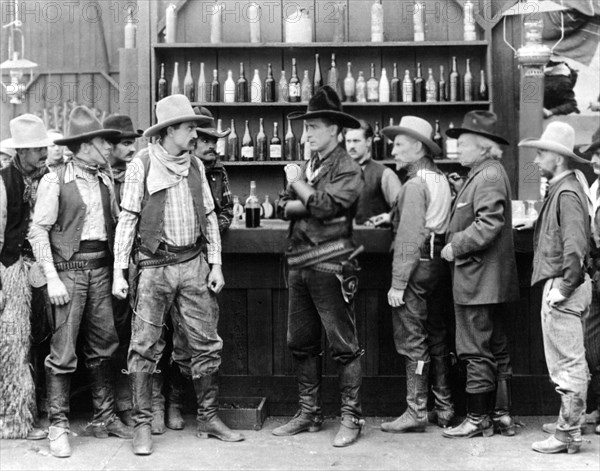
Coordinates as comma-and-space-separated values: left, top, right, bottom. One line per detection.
381, 116, 441, 156
103, 114, 143, 140
446, 110, 509, 146
580, 140, 600, 155
194, 107, 231, 139
54, 106, 121, 145
287, 85, 360, 129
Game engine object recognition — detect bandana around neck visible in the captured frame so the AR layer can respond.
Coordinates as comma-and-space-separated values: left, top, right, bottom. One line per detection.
146, 143, 191, 195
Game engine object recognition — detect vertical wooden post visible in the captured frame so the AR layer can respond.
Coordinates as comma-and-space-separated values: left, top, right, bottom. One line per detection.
118, 48, 138, 119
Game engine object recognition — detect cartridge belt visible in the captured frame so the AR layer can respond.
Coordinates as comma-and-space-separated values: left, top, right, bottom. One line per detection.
55, 257, 110, 272
137, 241, 204, 269
287, 238, 355, 269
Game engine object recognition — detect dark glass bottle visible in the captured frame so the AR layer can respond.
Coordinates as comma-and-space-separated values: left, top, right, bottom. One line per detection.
241, 120, 254, 161
373, 121, 383, 161
390, 63, 400, 102
228, 118, 239, 161
327, 53, 341, 97
313, 53, 323, 93
270, 122, 282, 160
183, 61, 194, 101
210, 69, 220, 102
464, 58, 473, 102
438, 64, 447, 102
414, 62, 425, 102
288, 58, 301, 103
256, 117, 268, 161
433, 120, 443, 155
264, 63, 276, 102
285, 119, 297, 161
449, 56, 460, 102
157, 63, 168, 100
237, 62, 249, 102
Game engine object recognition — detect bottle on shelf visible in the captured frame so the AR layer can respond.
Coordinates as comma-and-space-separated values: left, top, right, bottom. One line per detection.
390, 63, 400, 102
379, 67, 390, 103
165, 3, 177, 43
371, 0, 384, 42
479, 69, 489, 101
256, 117, 268, 161
327, 53, 341, 97
264, 64, 276, 102
300, 122, 311, 160
414, 63, 425, 102
313, 53, 323, 93
367, 63, 379, 103
279, 70, 289, 102
464, 58, 474, 102
216, 119, 227, 160
425, 67, 438, 103
463, 0, 477, 41
270, 122, 282, 160
355, 71, 367, 103
343, 62, 356, 102
211, 69, 221, 103
183, 61, 194, 101
402, 69, 413, 103
439, 64, 447, 102
285, 119, 297, 161
210, 0, 223, 44
301, 70, 312, 102
124, 6, 137, 48
157, 63, 168, 100
433, 120, 443, 154
446, 122, 458, 159
262, 195, 274, 220
449, 56, 460, 102
373, 121, 383, 161
197, 62, 208, 103
171, 61, 181, 95
241, 120, 255, 161
232, 195, 244, 227
289, 58, 301, 103
223, 70, 235, 103
251, 68, 262, 103
248, 2, 261, 43
237, 62, 249, 102
228, 118, 239, 161
413, 0, 425, 42
245, 181, 261, 228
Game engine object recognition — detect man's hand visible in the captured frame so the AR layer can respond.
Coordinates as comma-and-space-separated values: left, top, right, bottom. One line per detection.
387, 287, 405, 308
112, 273, 129, 300
208, 264, 225, 294
367, 212, 391, 227
448, 173, 465, 194
441, 243, 455, 262
514, 220, 535, 231
47, 277, 70, 305
546, 287, 567, 308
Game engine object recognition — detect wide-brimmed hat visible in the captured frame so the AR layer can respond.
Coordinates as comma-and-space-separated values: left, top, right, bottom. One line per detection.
47, 131, 64, 145
54, 106, 121, 145
287, 86, 360, 129
144, 94, 212, 138
2, 114, 51, 148
446, 110, 509, 146
519, 121, 590, 164
381, 116, 441, 156
103, 114, 143, 140
0, 139, 17, 157
194, 107, 231, 139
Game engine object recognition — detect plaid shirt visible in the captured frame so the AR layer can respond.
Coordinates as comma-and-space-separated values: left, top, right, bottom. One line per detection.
114, 154, 221, 269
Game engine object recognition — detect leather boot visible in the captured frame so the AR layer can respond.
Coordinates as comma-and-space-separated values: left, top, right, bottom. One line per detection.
382, 360, 429, 433
532, 429, 583, 454
443, 392, 494, 439
429, 355, 455, 428
166, 366, 187, 430
48, 426, 71, 458
130, 372, 154, 455
151, 373, 166, 435
194, 372, 244, 442
88, 361, 133, 439
333, 358, 364, 447
492, 378, 516, 436
542, 413, 585, 434
273, 355, 323, 436
533, 393, 585, 454
46, 373, 71, 458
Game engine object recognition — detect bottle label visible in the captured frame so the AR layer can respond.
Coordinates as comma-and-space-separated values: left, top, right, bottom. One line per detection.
241, 146, 255, 159
270, 144, 282, 159
289, 83, 300, 98
426, 86, 437, 103
367, 82, 379, 101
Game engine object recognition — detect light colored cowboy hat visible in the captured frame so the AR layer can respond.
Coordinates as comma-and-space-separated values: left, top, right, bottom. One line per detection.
446, 110, 509, 146
194, 107, 231, 139
2, 114, 51, 148
381, 116, 441, 156
47, 130, 64, 145
144, 94, 212, 138
0, 139, 17, 157
287, 85, 360, 129
103, 114, 143, 140
54, 106, 121, 145
519, 121, 590, 164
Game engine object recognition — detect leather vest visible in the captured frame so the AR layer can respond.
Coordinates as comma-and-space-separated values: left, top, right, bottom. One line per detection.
354, 159, 390, 224
0, 165, 29, 267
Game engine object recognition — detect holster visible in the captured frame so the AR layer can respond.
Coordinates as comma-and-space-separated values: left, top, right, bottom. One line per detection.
312, 256, 361, 304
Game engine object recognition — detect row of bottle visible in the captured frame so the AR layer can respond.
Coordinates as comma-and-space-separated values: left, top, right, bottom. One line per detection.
158, 54, 487, 104
210, 117, 458, 162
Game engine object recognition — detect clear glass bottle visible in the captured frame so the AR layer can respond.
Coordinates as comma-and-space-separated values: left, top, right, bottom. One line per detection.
251, 68, 262, 103
449, 56, 460, 102
355, 71, 367, 103
413, 0, 425, 41
367, 63, 379, 102
464, 58, 473, 102
343, 62, 356, 102
463, 0, 477, 41
183, 61, 194, 101
223, 70, 235, 103
439, 64, 447, 102
327, 53, 341, 97
425, 67, 438, 103
279, 70, 289, 102
262, 195, 274, 219
379, 67, 390, 103
479, 69, 489, 101
371, 0, 384, 42
301, 70, 312, 102
197, 62, 207, 103
402, 69, 413, 103
124, 6, 137, 48
171, 61, 181, 95
232, 195, 244, 227
245, 181, 261, 228
313, 53, 323, 93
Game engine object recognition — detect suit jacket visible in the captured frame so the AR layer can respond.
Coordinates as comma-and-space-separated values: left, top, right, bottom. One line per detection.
446, 159, 519, 305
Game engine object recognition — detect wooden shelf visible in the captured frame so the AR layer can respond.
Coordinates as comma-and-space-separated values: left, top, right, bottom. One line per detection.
191, 101, 491, 108
154, 40, 488, 50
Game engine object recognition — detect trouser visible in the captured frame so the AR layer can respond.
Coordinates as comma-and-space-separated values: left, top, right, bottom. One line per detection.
30, 285, 51, 418
454, 303, 512, 394
541, 276, 591, 431
113, 295, 132, 412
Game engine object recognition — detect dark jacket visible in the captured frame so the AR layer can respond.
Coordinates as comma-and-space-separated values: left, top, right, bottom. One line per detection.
0, 165, 29, 267
355, 159, 390, 225
205, 160, 233, 233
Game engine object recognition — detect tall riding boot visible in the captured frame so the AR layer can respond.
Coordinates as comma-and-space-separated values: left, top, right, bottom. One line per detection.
130, 372, 154, 455
382, 360, 429, 434
429, 355, 455, 428
166, 366, 187, 430
88, 361, 132, 439
533, 393, 585, 454
194, 372, 244, 442
492, 378, 516, 436
46, 372, 72, 458
151, 373, 166, 435
443, 391, 494, 439
333, 357, 364, 447
272, 355, 324, 436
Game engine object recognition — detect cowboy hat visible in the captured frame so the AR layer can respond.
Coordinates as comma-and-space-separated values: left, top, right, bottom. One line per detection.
446, 110, 509, 146
144, 94, 212, 138
194, 107, 231, 139
287, 85, 360, 129
103, 114, 143, 140
0, 139, 17, 157
54, 106, 121, 145
519, 121, 590, 164
381, 116, 441, 156
2, 114, 51, 149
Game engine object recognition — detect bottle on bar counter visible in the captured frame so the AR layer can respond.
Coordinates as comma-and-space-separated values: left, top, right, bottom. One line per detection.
327, 53, 341, 97
301, 70, 312, 102
285, 119, 297, 161
171, 61, 181, 95
212, 69, 222, 102
231, 195, 244, 227
241, 120, 254, 161
279, 70, 289, 102
413, 0, 425, 42
228, 118, 239, 161
183, 61, 194, 101
433, 120, 443, 154
464, 58, 474, 102
289, 58, 301, 103
223, 70, 235, 103
402, 69, 413, 103
343, 62, 355, 102
373, 121, 383, 161
414, 63, 425, 102
371, 0, 384, 42
245, 181, 261, 228
356, 71, 367, 103
157, 63, 168, 100
262, 195, 274, 220
270, 122, 282, 160
237, 62, 249, 102
313, 53, 323, 93
479, 69, 488, 101
390, 63, 400, 102
450, 56, 460, 102
198, 62, 208, 103
264, 64, 276, 103
251, 69, 262, 103
256, 118, 268, 161
367, 63, 379, 103
425, 67, 437, 103
439, 64, 448, 101
216, 119, 227, 160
